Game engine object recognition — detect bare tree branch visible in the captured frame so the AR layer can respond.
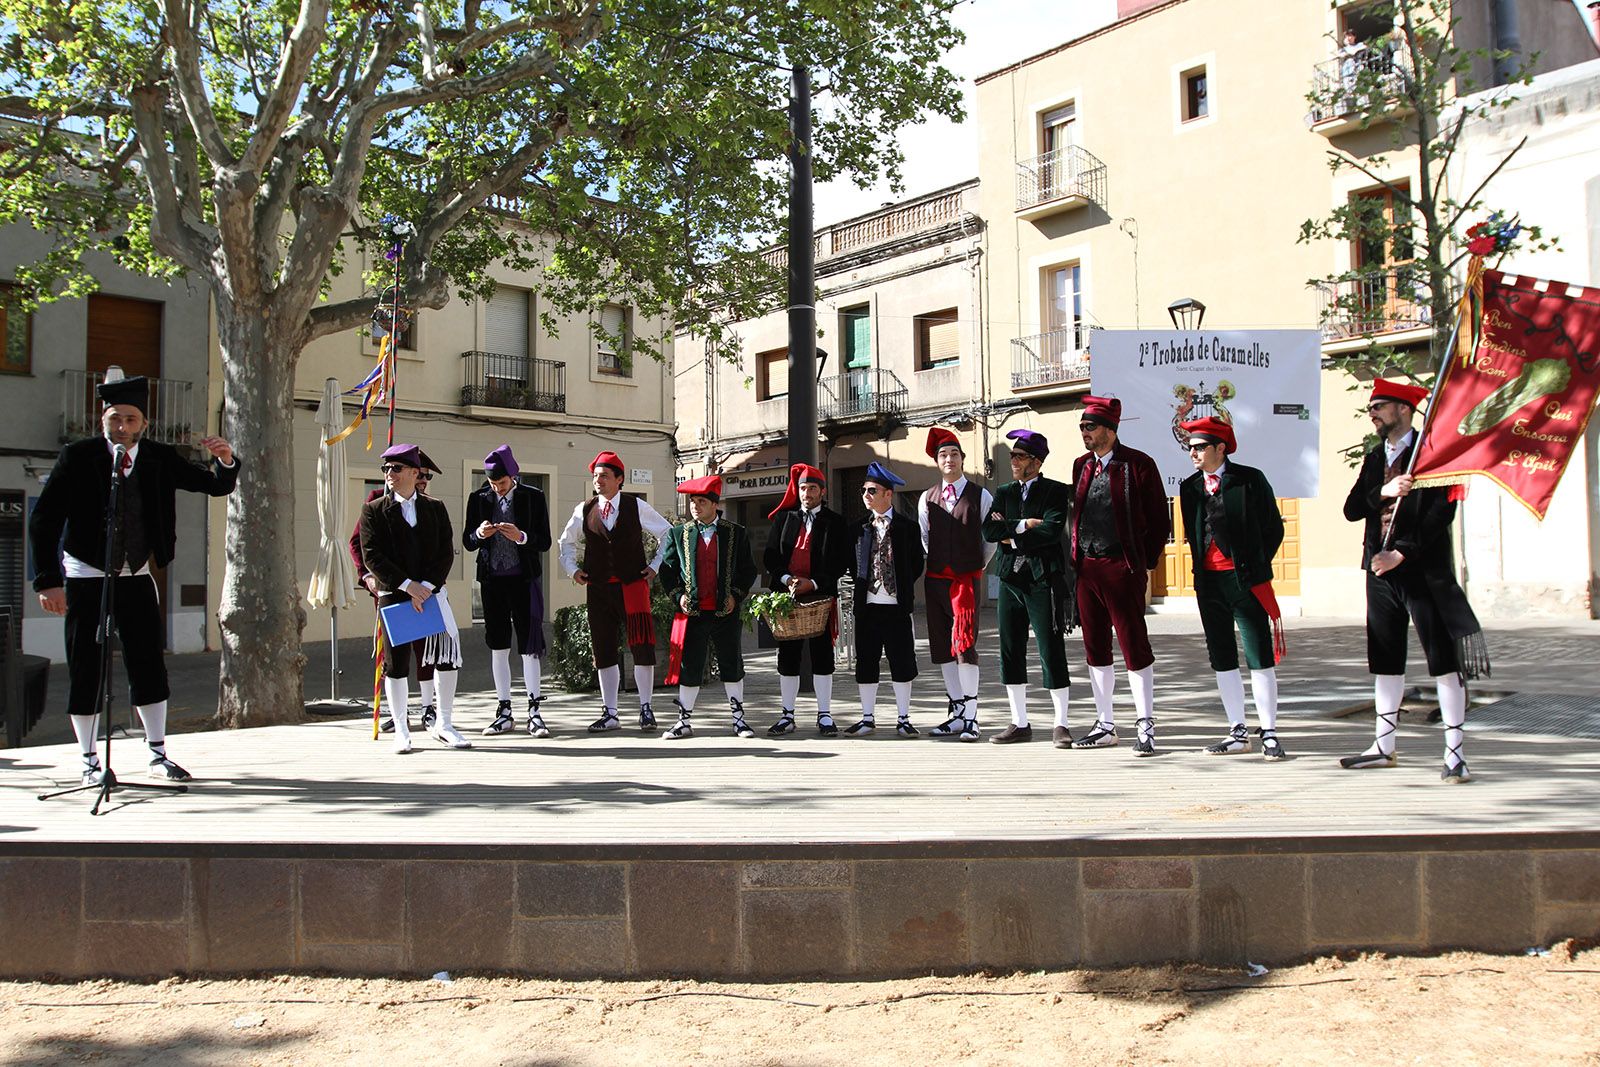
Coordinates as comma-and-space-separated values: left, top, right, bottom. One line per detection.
1445, 134, 1527, 230
128, 79, 213, 272
239, 0, 331, 175
161, 0, 240, 167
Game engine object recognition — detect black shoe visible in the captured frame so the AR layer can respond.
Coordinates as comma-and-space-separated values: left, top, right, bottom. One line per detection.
588, 709, 621, 733
989, 724, 1033, 745
1204, 723, 1251, 755
483, 699, 516, 736
767, 712, 796, 736
526, 697, 550, 739
844, 718, 876, 736
1132, 737, 1155, 757
817, 714, 839, 737
380, 715, 396, 734
1340, 748, 1397, 769
419, 703, 437, 731
1441, 759, 1473, 784
639, 703, 657, 732
1072, 722, 1119, 749
149, 756, 192, 781
1052, 726, 1073, 749
895, 719, 918, 738
1132, 717, 1156, 757
1259, 729, 1286, 761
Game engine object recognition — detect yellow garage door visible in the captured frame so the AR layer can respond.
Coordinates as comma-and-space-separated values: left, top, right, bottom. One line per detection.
1152, 498, 1300, 598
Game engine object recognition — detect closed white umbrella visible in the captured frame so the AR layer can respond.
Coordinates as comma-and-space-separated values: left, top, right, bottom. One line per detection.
307, 378, 359, 708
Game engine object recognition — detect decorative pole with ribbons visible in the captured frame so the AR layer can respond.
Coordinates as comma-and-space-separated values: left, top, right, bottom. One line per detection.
325, 215, 416, 451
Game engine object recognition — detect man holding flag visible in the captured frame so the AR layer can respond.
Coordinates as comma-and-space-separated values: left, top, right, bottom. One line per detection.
1341, 379, 1487, 783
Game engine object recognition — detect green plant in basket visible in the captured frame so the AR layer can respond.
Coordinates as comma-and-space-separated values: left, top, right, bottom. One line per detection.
743, 589, 796, 632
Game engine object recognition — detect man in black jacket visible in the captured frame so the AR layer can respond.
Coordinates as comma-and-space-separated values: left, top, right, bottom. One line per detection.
464, 445, 553, 738
1177, 418, 1287, 760
982, 429, 1074, 746
359, 444, 470, 754
762, 463, 851, 736
1341, 379, 1487, 783
30, 376, 238, 785
845, 462, 926, 737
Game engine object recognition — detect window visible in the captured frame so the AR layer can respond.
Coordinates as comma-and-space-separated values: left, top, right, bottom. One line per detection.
1046, 264, 1084, 350
915, 309, 960, 370
840, 305, 871, 369
757, 347, 788, 401
1040, 102, 1077, 155
1350, 183, 1423, 330
1181, 66, 1208, 121
0, 282, 30, 375
1039, 102, 1078, 200
597, 303, 632, 377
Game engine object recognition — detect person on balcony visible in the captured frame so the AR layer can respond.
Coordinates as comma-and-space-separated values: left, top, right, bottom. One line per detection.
658, 475, 758, 739
1340, 379, 1488, 783
30, 375, 238, 785
1068, 397, 1169, 756
762, 464, 851, 737
465, 445, 553, 739
982, 430, 1074, 746
558, 451, 672, 734
359, 444, 471, 753
918, 427, 995, 741
845, 462, 924, 737
1176, 418, 1288, 761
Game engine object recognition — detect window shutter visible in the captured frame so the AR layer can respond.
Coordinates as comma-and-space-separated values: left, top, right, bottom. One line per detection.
926, 318, 959, 365
485, 286, 530, 358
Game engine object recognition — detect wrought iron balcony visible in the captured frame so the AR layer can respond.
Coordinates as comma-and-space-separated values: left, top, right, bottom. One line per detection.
1306, 49, 1414, 133
460, 350, 566, 413
1315, 270, 1435, 342
819, 367, 908, 424
60, 370, 196, 446
1015, 145, 1106, 218
1010, 326, 1092, 391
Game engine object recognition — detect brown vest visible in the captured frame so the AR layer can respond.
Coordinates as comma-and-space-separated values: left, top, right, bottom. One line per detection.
1379, 452, 1407, 545
926, 481, 984, 573
583, 494, 646, 581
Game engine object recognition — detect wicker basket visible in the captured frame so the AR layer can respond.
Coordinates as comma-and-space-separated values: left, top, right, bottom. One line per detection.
768, 596, 836, 640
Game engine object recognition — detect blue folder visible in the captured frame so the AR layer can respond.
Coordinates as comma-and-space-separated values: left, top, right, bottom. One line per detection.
380, 594, 450, 646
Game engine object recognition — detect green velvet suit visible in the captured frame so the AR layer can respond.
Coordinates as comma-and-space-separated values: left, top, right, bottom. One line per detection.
658, 517, 757, 685
981, 476, 1074, 689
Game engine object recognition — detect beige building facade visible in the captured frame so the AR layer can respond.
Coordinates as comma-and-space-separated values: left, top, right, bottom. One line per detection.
675, 181, 991, 561
206, 228, 676, 652
974, 0, 1597, 616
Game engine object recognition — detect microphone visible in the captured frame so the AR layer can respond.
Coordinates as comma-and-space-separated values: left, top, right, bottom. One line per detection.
112, 444, 128, 478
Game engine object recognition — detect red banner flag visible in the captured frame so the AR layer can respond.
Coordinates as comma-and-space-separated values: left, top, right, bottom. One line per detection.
1412, 269, 1600, 519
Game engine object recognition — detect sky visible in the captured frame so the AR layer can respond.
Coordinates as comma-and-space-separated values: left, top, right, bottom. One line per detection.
810, 0, 1118, 225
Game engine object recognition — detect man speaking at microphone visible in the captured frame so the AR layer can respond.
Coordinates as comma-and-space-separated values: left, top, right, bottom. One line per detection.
29, 375, 239, 785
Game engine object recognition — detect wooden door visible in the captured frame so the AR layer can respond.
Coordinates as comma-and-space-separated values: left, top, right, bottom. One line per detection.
87, 294, 162, 378
1154, 497, 1301, 598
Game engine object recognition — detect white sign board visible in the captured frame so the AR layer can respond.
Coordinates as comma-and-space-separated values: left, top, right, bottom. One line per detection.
631, 468, 653, 485
1089, 330, 1322, 498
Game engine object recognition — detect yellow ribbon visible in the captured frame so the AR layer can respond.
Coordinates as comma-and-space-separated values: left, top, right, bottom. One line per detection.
325, 336, 393, 448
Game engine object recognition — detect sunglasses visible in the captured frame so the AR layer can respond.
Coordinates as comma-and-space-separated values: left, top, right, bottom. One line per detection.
862, 486, 886, 496
380, 464, 413, 474
1366, 401, 1396, 413
1186, 442, 1216, 453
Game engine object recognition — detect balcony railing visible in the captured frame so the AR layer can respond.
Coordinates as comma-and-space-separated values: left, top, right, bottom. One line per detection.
1306, 49, 1414, 128
1015, 145, 1106, 216
819, 368, 908, 423
1315, 270, 1435, 341
760, 185, 971, 270
60, 370, 196, 446
460, 350, 566, 412
1010, 326, 1092, 391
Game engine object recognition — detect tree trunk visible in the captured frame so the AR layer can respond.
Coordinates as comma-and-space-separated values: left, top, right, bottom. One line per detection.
214, 307, 309, 727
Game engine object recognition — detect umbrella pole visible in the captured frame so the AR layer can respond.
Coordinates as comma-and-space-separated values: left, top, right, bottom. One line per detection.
330, 606, 340, 701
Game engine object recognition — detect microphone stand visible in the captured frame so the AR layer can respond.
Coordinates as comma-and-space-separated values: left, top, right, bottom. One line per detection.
38, 446, 187, 813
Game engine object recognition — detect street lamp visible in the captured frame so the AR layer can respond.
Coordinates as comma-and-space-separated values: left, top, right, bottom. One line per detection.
1167, 297, 1206, 330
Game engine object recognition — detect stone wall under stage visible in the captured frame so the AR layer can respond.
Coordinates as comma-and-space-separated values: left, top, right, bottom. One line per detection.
3, 838, 1597, 979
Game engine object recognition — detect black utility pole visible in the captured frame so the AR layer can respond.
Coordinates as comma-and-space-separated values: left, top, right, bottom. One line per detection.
786, 63, 818, 467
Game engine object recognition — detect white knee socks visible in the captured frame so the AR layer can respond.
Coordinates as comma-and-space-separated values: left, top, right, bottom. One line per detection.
1436, 672, 1467, 765
1373, 673, 1404, 755
71, 713, 100, 770
958, 663, 979, 701
136, 700, 168, 760
634, 665, 654, 708
724, 678, 745, 705
490, 647, 513, 701
434, 670, 457, 726
598, 664, 621, 712
1250, 668, 1279, 731
419, 677, 436, 708
814, 674, 834, 718
678, 685, 699, 713
1049, 687, 1070, 729
858, 682, 878, 721
779, 673, 800, 711
892, 680, 912, 720
384, 676, 412, 747
1216, 669, 1247, 727
940, 661, 961, 700
1006, 683, 1028, 728
522, 654, 541, 702
1130, 665, 1155, 722
1089, 664, 1116, 726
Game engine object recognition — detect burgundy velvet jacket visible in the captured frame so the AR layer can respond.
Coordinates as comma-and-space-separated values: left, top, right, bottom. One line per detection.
1069, 443, 1170, 572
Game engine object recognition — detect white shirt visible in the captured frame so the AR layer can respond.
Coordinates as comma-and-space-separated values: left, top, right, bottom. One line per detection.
558, 492, 671, 576
389, 491, 438, 595
917, 478, 996, 565
866, 511, 898, 605
1202, 460, 1229, 493
1384, 429, 1415, 468
1013, 476, 1042, 535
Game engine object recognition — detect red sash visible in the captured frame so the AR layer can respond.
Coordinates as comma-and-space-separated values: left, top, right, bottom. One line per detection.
927, 566, 982, 657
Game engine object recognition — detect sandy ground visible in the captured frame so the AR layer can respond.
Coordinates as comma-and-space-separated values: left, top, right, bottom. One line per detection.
2, 947, 1597, 1066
